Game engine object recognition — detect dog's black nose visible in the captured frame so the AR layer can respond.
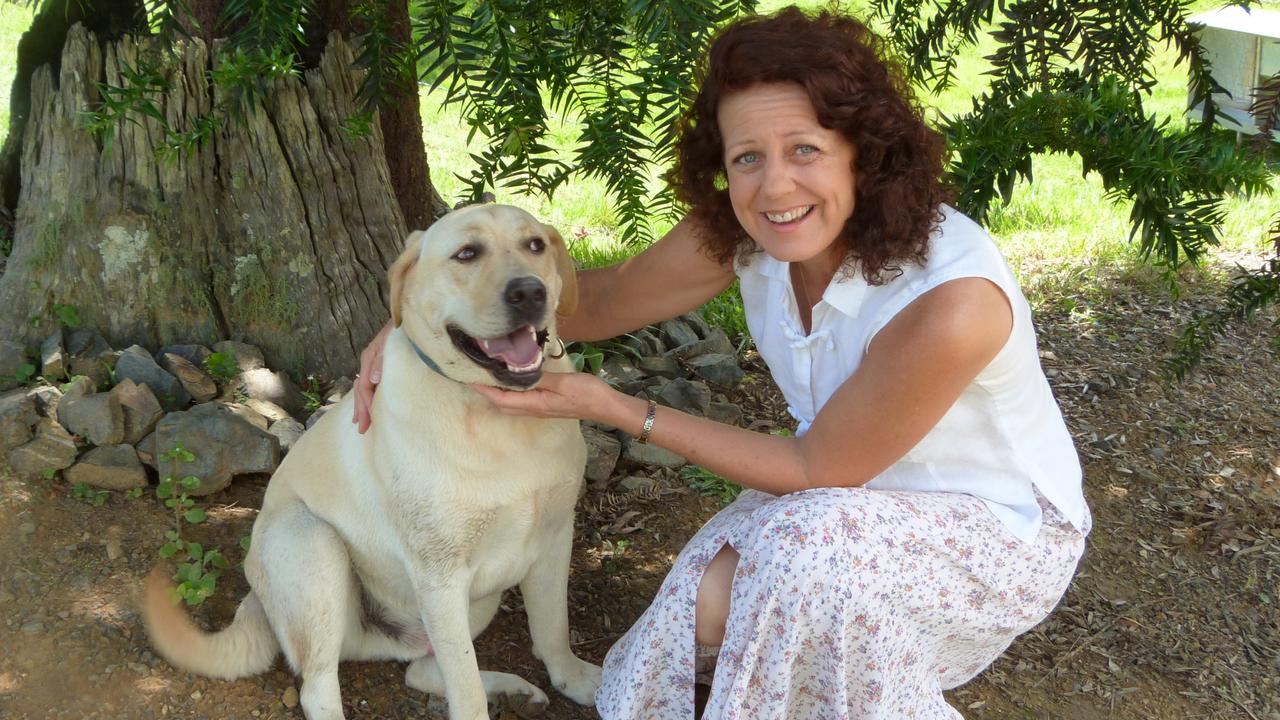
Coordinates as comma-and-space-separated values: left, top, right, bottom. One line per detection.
504, 276, 546, 318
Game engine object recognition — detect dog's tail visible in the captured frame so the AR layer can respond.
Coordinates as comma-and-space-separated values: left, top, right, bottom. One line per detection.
141, 567, 279, 680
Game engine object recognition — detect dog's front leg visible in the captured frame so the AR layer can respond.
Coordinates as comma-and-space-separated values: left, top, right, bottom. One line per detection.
412, 579, 489, 720
520, 523, 603, 706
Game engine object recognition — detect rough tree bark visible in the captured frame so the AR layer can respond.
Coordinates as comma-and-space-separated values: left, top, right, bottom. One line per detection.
0, 23, 420, 377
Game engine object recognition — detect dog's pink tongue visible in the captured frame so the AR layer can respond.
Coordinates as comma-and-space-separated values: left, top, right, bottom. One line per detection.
478, 327, 540, 366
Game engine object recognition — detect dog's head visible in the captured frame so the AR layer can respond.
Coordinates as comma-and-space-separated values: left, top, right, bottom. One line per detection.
387, 204, 578, 389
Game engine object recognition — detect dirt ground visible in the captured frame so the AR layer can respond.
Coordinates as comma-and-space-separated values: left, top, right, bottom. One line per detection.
1, 258, 1277, 720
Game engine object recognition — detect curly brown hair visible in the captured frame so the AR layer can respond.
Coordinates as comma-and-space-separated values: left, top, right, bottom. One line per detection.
670, 6, 951, 284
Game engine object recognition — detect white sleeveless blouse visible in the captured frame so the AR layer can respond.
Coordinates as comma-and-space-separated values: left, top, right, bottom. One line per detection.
735, 206, 1090, 543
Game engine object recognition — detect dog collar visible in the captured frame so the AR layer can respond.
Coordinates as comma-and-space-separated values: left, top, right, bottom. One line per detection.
406, 336, 451, 380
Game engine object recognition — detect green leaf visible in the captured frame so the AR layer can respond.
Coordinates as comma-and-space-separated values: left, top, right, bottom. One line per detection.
184, 507, 207, 524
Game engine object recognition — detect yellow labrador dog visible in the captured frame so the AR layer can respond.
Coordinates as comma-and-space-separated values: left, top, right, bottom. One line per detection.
141, 204, 602, 720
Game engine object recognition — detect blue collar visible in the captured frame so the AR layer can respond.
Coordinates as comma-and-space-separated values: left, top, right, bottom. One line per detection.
406, 336, 451, 380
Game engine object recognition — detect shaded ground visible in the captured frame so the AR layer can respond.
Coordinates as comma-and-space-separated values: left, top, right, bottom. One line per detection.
1, 258, 1277, 719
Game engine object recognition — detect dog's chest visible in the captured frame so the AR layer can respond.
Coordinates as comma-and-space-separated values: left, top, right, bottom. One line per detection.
391, 448, 581, 593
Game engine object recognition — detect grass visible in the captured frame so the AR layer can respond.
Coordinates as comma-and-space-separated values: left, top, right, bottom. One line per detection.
0, 3, 34, 147
1, 2, 1276, 334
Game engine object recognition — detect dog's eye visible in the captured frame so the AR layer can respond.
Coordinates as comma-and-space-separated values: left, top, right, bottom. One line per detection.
525, 237, 545, 254
453, 245, 481, 262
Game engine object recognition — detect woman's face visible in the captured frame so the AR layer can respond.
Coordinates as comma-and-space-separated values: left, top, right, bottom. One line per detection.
718, 83, 856, 269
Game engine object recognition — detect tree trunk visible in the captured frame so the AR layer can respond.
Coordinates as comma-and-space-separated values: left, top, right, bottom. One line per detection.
0, 24, 413, 377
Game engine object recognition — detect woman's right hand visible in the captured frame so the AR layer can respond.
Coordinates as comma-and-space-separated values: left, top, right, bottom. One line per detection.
352, 320, 394, 434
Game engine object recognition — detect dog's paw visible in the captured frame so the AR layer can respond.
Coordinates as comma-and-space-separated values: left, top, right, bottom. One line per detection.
548, 657, 603, 707
488, 687, 549, 718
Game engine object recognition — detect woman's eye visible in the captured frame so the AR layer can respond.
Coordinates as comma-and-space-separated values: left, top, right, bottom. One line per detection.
526, 237, 546, 253
733, 152, 760, 166
796, 144, 818, 156
453, 245, 480, 262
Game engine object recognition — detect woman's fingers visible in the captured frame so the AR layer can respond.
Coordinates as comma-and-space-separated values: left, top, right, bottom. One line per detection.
352, 322, 392, 434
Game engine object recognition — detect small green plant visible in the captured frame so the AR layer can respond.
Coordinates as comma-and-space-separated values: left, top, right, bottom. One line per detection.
155, 443, 226, 606
203, 351, 240, 381
166, 539, 229, 606
71, 482, 109, 506
40, 468, 56, 480
681, 465, 742, 508
52, 303, 81, 328
568, 342, 605, 374
600, 538, 632, 573
124, 487, 144, 500
59, 374, 90, 392
14, 362, 37, 385
157, 473, 205, 524
299, 374, 323, 412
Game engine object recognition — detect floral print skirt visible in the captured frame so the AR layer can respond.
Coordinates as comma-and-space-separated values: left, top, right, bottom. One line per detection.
595, 487, 1088, 719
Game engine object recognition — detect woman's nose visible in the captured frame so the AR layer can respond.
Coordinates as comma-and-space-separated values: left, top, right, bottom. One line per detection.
760, 159, 796, 197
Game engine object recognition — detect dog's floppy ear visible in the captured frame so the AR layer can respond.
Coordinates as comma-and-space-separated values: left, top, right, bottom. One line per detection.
545, 223, 578, 319
388, 231, 425, 328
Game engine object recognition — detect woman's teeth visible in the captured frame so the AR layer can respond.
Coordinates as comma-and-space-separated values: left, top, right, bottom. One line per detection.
765, 206, 813, 223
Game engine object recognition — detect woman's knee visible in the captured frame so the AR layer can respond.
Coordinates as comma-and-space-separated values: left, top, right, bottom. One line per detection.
752, 489, 869, 558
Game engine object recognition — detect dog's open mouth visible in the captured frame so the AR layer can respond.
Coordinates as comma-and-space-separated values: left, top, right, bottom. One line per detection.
448, 324, 550, 388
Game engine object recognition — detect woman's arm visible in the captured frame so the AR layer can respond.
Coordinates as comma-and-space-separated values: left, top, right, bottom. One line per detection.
473, 277, 1013, 495
559, 216, 737, 342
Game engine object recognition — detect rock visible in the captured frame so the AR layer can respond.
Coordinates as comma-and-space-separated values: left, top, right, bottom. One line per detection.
212, 341, 265, 371
242, 398, 292, 424
156, 344, 212, 368
158, 353, 218, 402
582, 425, 621, 485
0, 339, 28, 390
268, 418, 305, 453
618, 434, 686, 468
7, 418, 78, 479
56, 380, 125, 446
684, 353, 745, 387
155, 402, 281, 495
64, 330, 117, 388
65, 445, 148, 490
679, 311, 712, 339
326, 376, 354, 404
706, 401, 743, 426
0, 387, 41, 453
224, 402, 270, 431
666, 328, 736, 359
598, 357, 644, 388
110, 379, 164, 444
620, 475, 658, 493
635, 356, 681, 379
65, 329, 111, 358
282, 685, 299, 708
40, 330, 66, 380
26, 383, 62, 417
239, 368, 306, 417
655, 378, 711, 416
136, 431, 157, 469
115, 345, 191, 411
621, 328, 665, 357
658, 319, 700, 350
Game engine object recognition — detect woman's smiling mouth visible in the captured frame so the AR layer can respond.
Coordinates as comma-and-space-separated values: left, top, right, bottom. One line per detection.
764, 205, 814, 224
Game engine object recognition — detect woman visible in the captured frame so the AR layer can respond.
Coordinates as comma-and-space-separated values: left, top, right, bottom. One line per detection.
355, 7, 1089, 718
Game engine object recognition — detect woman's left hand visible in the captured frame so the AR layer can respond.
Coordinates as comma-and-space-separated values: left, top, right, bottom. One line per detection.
469, 369, 619, 422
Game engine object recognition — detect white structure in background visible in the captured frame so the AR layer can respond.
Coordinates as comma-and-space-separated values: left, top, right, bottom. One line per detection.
1186, 5, 1280, 140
